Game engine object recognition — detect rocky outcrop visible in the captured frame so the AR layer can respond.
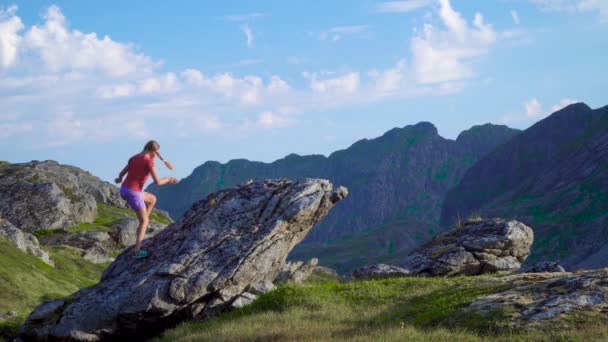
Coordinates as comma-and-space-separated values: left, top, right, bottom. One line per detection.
109, 219, 169, 248
0, 161, 126, 232
400, 218, 533, 276
467, 268, 608, 327
19, 178, 347, 341
0, 217, 53, 266
38, 230, 116, 264
352, 264, 410, 280
275, 258, 318, 284
525, 262, 566, 273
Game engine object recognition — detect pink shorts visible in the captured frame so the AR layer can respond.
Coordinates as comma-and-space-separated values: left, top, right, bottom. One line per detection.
120, 185, 146, 211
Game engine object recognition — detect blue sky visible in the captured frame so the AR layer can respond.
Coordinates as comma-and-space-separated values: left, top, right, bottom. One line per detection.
1, 0, 607, 183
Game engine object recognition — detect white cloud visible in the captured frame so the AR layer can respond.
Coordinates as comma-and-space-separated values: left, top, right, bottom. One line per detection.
320, 25, 369, 42
24, 6, 155, 76
181, 68, 204, 86
502, 98, 580, 123
529, 0, 608, 22
0, 3, 510, 148
97, 83, 136, 98
257, 111, 296, 129
376, 0, 435, 13
368, 59, 408, 96
0, 5, 23, 69
551, 98, 578, 112
525, 98, 542, 118
411, 0, 497, 84
511, 10, 520, 24
242, 25, 253, 47
304, 72, 361, 94
139, 72, 179, 94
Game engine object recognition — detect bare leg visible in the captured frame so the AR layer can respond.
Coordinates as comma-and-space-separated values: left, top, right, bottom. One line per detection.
134, 207, 149, 252
143, 192, 157, 218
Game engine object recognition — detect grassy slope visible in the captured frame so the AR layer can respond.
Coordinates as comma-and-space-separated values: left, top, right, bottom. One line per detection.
0, 201, 171, 339
0, 239, 107, 337
158, 272, 608, 342
290, 220, 442, 274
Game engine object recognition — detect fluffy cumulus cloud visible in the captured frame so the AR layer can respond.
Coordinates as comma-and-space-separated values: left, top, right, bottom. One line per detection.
23, 5, 155, 76
411, 0, 497, 84
0, 6, 23, 69
525, 98, 542, 118
0, 1, 511, 148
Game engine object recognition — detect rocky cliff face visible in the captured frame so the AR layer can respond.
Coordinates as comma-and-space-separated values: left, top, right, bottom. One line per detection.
0, 161, 126, 232
441, 103, 608, 269
19, 179, 347, 341
149, 122, 520, 272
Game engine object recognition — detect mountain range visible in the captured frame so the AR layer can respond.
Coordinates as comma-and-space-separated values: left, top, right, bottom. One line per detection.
149, 102, 608, 273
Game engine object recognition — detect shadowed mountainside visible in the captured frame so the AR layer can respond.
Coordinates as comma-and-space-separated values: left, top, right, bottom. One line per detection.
149, 122, 520, 272
441, 103, 608, 270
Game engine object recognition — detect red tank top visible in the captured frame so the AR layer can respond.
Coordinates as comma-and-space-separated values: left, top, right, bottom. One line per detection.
123, 153, 155, 192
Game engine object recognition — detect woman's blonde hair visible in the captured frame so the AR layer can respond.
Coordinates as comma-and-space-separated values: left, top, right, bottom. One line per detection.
143, 140, 160, 154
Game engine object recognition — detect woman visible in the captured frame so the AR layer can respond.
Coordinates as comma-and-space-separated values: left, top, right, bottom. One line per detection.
115, 140, 178, 258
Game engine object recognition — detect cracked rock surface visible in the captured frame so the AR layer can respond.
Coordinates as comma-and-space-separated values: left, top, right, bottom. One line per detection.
400, 218, 534, 276
19, 178, 347, 341
467, 268, 608, 327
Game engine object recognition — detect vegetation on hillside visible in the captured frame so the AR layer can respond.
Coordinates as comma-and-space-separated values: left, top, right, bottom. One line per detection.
0, 239, 107, 338
0, 201, 171, 339
158, 271, 608, 342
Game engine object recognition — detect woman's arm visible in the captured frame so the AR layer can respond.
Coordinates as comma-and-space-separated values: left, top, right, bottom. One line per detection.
150, 166, 178, 186
115, 164, 129, 184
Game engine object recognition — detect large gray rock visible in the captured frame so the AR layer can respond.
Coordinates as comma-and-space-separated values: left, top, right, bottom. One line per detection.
0, 161, 127, 232
109, 219, 169, 248
19, 178, 347, 341
352, 263, 410, 280
0, 217, 53, 266
400, 218, 534, 276
275, 258, 319, 284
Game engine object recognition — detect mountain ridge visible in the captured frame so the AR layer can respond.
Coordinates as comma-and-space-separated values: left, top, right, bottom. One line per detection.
149, 121, 521, 271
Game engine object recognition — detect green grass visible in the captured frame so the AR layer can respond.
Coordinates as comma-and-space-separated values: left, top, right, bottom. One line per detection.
158, 275, 608, 342
0, 238, 107, 339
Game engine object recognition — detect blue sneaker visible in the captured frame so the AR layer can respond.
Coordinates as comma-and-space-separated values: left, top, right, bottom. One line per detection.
133, 250, 149, 259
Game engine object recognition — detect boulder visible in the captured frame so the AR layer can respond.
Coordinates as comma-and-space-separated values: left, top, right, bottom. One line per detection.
19, 178, 347, 341
525, 262, 566, 273
0, 161, 127, 232
275, 258, 319, 284
401, 218, 533, 276
352, 264, 410, 280
315, 265, 340, 278
467, 268, 608, 326
110, 219, 169, 248
0, 217, 53, 266
246, 281, 277, 296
